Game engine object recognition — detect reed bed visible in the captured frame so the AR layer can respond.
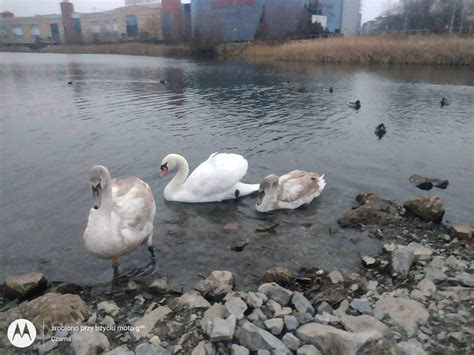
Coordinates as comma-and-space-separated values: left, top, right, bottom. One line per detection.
221, 35, 474, 65
41, 42, 192, 57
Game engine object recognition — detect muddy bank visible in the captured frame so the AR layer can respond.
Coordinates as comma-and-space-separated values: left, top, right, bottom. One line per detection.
0, 192, 472, 354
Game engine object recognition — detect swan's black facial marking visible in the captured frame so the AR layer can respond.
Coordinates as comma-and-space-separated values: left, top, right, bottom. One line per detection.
91, 182, 102, 209
160, 162, 169, 178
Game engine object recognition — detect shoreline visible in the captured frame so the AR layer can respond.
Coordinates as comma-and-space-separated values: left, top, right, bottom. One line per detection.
2, 35, 474, 66
0, 192, 472, 354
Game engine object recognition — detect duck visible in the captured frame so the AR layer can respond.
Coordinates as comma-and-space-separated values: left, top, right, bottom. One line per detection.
255, 170, 326, 212
159, 80, 168, 85
83, 165, 156, 274
324, 86, 334, 93
68, 81, 73, 85
374, 123, 387, 139
348, 100, 361, 110
296, 86, 307, 93
440, 97, 449, 107
159, 153, 259, 203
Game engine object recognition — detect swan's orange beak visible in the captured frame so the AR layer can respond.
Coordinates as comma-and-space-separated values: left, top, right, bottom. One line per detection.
160, 163, 168, 178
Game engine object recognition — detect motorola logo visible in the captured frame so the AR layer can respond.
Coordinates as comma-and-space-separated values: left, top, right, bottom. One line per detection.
7, 319, 37, 348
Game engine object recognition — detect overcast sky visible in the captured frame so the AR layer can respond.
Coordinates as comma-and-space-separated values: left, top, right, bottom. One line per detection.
1, 0, 391, 24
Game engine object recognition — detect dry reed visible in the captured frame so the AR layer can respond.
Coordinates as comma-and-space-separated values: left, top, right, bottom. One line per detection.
221, 35, 474, 65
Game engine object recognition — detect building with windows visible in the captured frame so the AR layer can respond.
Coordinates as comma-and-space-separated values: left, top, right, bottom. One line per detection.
0, 0, 162, 46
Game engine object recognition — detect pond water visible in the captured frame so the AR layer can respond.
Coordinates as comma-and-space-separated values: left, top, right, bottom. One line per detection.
0, 52, 473, 288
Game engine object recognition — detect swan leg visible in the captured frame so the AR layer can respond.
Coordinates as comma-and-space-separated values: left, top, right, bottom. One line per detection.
148, 246, 156, 260
112, 257, 119, 277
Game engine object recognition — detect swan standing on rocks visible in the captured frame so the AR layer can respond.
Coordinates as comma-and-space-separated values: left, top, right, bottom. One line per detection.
160, 153, 259, 202
256, 170, 326, 212
83, 165, 156, 274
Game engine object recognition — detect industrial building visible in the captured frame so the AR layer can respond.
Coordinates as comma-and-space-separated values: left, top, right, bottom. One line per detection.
0, 0, 163, 45
190, 0, 361, 42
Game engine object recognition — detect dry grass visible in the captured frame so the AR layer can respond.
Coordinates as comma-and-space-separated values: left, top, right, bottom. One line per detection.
41, 42, 192, 57
220, 35, 474, 65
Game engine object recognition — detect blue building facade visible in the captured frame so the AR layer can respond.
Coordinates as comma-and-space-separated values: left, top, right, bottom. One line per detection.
191, 0, 307, 42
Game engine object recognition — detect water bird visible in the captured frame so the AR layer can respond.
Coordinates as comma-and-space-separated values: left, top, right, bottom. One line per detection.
324, 87, 334, 93
160, 153, 259, 202
296, 86, 307, 93
374, 123, 387, 139
256, 170, 326, 212
83, 165, 156, 275
440, 97, 449, 107
348, 100, 361, 110
159, 80, 168, 85
67, 81, 73, 85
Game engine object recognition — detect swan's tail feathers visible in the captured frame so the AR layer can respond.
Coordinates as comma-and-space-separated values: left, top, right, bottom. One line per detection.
236, 183, 260, 197
318, 174, 327, 192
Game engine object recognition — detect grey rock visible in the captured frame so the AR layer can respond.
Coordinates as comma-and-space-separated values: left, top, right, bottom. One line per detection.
417, 278, 436, 297
210, 315, 236, 342
106, 345, 134, 355
282, 333, 301, 351
191, 340, 216, 355
225, 297, 248, 320
328, 271, 344, 284
409, 290, 427, 302
258, 283, 292, 305
97, 300, 120, 317
406, 242, 433, 260
334, 300, 349, 318
133, 306, 172, 340
392, 247, 415, 278
149, 277, 172, 294
200, 303, 225, 335
314, 312, 340, 325
296, 344, 322, 355
257, 351, 270, 355
291, 292, 315, 315
274, 307, 292, 317
266, 299, 282, 314
231, 344, 249, 355
294, 311, 314, 325
362, 256, 378, 268
391, 339, 427, 355
375, 296, 428, 336
264, 318, 284, 335
136, 343, 168, 355
403, 196, 445, 222
235, 322, 290, 352
248, 308, 267, 325
36, 340, 57, 354
455, 273, 474, 287
317, 301, 333, 315
295, 322, 382, 355
246, 292, 264, 308
195, 270, 235, 298
341, 314, 391, 337
4, 272, 47, 298
100, 315, 115, 327
284, 315, 299, 331
71, 331, 110, 355
445, 255, 467, 270
178, 291, 211, 309
424, 267, 447, 283
350, 298, 373, 315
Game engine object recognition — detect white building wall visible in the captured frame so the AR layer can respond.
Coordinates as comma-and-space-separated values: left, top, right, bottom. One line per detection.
341, 0, 361, 35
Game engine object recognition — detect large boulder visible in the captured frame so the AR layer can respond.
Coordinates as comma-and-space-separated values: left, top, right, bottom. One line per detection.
4, 272, 47, 298
338, 193, 401, 228
295, 323, 382, 355
449, 225, 474, 240
341, 314, 391, 337
374, 296, 428, 336
235, 322, 291, 352
403, 196, 445, 222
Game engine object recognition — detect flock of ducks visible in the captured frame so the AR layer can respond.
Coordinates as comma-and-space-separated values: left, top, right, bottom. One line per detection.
83, 153, 326, 272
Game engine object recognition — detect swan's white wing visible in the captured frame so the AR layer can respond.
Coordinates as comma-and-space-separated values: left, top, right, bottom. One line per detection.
184, 153, 249, 197
278, 170, 321, 203
112, 178, 155, 244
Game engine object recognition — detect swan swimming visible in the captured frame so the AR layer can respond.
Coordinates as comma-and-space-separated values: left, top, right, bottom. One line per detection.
159, 153, 259, 203
256, 170, 326, 212
83, 165, 156, 273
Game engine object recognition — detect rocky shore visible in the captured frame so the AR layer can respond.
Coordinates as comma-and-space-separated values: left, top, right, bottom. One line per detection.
1, 192, 472, 355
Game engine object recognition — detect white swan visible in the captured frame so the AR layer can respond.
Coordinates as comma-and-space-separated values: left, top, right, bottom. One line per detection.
159, 153, 259, 202
256, 170, 326, 212
83, 165, 156, 272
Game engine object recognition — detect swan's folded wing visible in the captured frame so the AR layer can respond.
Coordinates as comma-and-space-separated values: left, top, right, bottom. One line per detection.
112, 178, 155, 241
278, 171, 320, 203
185, 153, 249, 196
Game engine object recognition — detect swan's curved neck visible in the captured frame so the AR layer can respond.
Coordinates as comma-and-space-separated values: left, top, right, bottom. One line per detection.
169, 155, 189, 188
98, 173, 113, 217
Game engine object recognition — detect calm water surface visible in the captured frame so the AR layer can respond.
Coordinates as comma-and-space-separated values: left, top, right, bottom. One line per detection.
0, 53, 473, 287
